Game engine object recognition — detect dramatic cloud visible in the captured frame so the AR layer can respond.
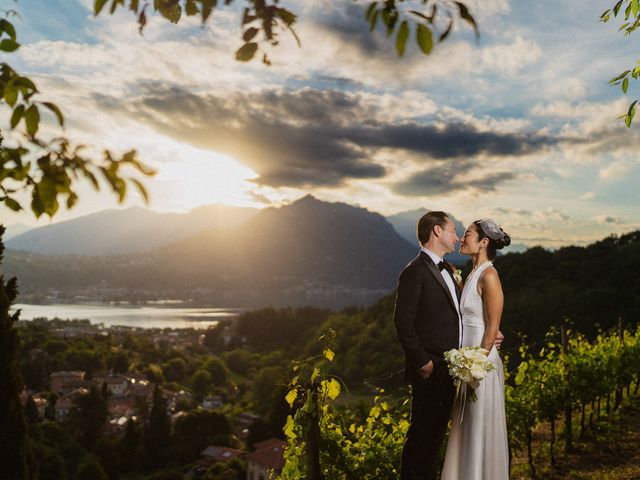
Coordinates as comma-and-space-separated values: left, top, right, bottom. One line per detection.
99, 84, 555, 189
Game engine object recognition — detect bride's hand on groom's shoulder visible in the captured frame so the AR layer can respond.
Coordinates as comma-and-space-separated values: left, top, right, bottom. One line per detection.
418, 360, 434, 379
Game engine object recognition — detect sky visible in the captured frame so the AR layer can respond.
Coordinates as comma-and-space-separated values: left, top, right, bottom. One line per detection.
1, 0, 640, 248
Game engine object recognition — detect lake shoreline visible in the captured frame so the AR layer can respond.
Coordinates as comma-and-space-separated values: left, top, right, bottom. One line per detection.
12, 303, 246, 330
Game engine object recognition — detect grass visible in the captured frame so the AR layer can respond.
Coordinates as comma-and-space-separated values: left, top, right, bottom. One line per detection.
510, 393, 640, 479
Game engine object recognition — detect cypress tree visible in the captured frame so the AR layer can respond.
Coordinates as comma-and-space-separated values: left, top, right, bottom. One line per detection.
74, 386, 108, 449
24, 395, 40, 424
0, 225, 28, 479
143, 384, 171, 467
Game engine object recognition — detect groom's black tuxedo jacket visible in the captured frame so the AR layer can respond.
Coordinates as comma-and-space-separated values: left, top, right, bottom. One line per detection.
394, 250, 461, 380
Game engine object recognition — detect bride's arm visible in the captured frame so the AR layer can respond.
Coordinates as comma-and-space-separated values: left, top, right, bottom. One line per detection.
478, 268, 504, 353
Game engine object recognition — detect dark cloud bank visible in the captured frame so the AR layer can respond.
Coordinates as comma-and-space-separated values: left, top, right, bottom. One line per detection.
98, 84, 556, 194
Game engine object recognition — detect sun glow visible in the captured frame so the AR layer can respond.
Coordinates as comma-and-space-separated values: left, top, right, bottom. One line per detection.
146, 138, 260, 211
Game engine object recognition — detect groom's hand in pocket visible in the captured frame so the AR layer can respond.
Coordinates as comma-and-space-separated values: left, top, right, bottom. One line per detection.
418, 360, 434, 379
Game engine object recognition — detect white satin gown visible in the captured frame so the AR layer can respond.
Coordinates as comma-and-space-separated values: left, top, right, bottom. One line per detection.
441, 261, 509, 480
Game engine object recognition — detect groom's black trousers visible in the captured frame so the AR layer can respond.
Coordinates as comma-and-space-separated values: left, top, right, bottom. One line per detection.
401, 364, 456, 480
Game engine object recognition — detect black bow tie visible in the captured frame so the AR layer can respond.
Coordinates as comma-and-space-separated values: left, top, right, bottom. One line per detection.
437, 260, 449, 272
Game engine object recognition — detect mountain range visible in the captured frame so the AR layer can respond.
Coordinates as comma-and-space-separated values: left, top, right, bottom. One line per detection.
4, 196, 422, 308
6, 205, 258, 255
4, 197, 534, 308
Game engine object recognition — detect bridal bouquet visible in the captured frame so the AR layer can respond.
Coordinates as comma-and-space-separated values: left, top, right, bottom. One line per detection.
444, 346, 495, 402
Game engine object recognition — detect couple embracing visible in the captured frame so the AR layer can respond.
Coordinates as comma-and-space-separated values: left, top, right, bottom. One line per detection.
394, 211, 511, 480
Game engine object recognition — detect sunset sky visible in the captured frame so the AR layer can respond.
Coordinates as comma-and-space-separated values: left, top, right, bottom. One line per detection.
2, 0, 639, 248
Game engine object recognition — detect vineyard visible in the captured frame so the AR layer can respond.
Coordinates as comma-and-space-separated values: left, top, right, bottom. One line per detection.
279, 321, 640, 479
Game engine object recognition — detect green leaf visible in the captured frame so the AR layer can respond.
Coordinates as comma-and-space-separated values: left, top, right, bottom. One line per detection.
455, 1, 479, 37
159, 2, 181, 23
320, 378, 340, 400
4, 83, 18, 107
323, 348, 335, 362
0, 19, 17, 40
416, 24, 433, 55
243, 27, 259, 42
0, 38, 19, 52
185, 0, 198, 16
66, 192, 78, 209
111, 177, 126, 202
278, 9, 296, 26
14, 76, 38, 93
202, 0, 215, 23
110, 0, 123, 14
24, 104, 40, 136
609, 70, 630, 85
138, 9, 147, 34
623, 77, 629, 94
4, 197, 22, 212
283, 415, 296, 439
395, 20, 409, 57
41, 101, 64, 127
285, 389, 297, 408
31, 190, 44, 218
382, 9, 398, 37
94, 0, 109, 15
310, 367, 320, 383
235, 42, 258, 62
369, 9, 379, 32
613, 0, 624, 17
625, 100, 638, 127
366, 2, 378, 22
33, 177, 59, 217
10, 104, 24, 129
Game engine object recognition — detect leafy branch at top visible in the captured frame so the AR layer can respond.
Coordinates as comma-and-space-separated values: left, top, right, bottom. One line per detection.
0, 12, 154, 219
94, 0, 478, 64
602, 0, 640, 126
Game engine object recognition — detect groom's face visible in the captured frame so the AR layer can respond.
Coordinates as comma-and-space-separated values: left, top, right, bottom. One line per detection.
438, 220, 459, 254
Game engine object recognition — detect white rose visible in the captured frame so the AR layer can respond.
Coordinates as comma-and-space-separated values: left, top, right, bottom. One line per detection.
471, 363, 489, 380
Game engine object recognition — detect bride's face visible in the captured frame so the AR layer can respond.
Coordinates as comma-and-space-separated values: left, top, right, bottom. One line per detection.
459, 224, 486, 255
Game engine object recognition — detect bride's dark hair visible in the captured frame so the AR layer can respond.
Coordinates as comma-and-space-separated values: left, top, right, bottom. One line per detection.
473, 220, 511, 260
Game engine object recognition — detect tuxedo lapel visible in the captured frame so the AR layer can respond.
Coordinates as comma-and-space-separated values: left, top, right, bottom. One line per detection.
419, 251, 458, 314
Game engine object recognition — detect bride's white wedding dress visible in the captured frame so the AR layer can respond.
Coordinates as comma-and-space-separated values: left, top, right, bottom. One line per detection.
441, 261, 509, 480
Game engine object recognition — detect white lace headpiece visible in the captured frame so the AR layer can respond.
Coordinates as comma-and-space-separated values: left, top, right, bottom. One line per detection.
478, 218, 506, 242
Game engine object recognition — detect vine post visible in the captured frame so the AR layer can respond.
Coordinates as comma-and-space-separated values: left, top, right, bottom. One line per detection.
561, 323, 573, 452
615, 316, 624, 409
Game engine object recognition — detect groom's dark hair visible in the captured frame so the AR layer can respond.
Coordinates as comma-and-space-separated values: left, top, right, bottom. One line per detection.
417, 211, 449, 245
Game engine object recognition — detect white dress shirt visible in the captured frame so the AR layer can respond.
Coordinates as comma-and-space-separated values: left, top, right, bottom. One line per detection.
421, 247, 463, 347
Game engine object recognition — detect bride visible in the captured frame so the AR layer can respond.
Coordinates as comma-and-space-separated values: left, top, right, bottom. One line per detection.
441, 219, 510, 480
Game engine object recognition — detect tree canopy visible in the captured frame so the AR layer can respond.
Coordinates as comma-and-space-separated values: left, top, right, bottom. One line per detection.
0, 7, 154, 220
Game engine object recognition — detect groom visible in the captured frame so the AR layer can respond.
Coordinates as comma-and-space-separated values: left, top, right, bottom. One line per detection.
393, 211, 462, 480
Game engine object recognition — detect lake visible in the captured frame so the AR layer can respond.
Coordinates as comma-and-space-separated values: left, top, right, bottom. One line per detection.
12, 303, 243, 330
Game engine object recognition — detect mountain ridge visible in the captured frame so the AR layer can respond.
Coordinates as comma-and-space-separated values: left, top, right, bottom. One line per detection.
5, 196, 417, 308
